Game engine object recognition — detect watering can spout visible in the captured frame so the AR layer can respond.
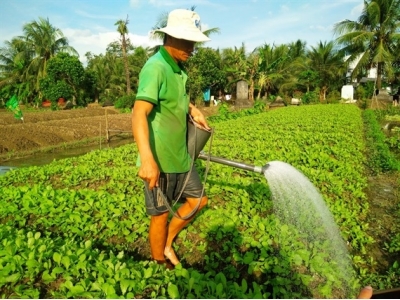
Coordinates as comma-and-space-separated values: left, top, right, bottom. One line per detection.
198, 152, 269, 174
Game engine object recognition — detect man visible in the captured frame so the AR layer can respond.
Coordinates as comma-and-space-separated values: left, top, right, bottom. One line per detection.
393, 88, 400, 107
132, 9, 210, 268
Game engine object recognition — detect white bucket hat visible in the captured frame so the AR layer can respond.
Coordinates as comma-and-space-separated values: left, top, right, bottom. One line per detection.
155, 9, 210, 42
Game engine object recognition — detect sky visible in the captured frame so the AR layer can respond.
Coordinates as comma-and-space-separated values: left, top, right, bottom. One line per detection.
0, 0, 364, 64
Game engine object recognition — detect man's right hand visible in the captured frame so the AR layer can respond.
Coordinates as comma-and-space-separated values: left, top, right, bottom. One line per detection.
132, 100, 159, 189
138, 158, 160, 190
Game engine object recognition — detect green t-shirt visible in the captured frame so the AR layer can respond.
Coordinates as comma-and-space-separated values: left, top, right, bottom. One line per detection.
135, 46, 191, 173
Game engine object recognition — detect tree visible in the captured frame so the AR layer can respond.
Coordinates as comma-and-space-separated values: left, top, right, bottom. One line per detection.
185, 47, 225, 103
128, 46, 151, 92
254, 43, 299, 99
307, 41, 346, 101
0, 38, 30, 99
220, 43, 248, 96
298, 70, 320, 93
115, 16, 131, 95
1, 18, 77, 105
22, 17, 78, 97
334, 0, 400, 89
40, 53, 91, 106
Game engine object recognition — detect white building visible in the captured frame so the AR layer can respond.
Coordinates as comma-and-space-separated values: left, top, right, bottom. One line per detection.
345, 54, 377, 83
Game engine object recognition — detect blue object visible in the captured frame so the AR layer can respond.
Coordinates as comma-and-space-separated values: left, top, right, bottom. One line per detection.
203, 87, 211, 102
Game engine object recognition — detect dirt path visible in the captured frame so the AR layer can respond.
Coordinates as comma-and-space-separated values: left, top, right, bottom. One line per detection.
365, 173, 400, 272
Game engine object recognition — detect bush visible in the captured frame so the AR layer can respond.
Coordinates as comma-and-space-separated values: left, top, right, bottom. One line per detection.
302, 91, 319, 104
356, 82, 375, 100
114, 94, 136, 109
355, 85, 365, 100
357, 98, 370, 110
365, 82, 375, 99
363, 109, 399, 173
327, 90, 341, 103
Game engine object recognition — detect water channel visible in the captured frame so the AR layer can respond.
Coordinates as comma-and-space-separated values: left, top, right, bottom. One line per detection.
1, 137, 133, 169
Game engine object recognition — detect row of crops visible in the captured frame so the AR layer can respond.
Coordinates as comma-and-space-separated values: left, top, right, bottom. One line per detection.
1, 104, 399, 298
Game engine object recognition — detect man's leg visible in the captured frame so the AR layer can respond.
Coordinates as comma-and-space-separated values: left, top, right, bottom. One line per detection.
149, 211, 169, 262
164, 196, 208, 265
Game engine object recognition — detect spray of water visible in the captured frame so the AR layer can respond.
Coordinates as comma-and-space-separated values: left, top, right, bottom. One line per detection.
264, 161, 355, 297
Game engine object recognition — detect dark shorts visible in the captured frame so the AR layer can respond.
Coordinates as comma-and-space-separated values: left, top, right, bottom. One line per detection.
143, 168, 205, 216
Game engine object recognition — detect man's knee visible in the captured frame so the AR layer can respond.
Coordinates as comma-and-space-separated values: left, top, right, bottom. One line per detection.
187, 196, 208, 210
200, 196, 208, 209
151, 212, 169, 226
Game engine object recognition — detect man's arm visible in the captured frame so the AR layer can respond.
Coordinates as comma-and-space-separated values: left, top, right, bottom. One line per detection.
189, 103, 210, 130
132, 100, 159, 189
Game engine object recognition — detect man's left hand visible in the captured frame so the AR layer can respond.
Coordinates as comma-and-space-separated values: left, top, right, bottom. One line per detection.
189, 105, 210, 130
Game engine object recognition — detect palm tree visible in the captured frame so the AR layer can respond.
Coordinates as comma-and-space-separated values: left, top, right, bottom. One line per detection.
0, 38, 26, 89
255, 43, 300, 99
115, 16, 131, 95
22, 17, 78, 95
307, 41, 346, 101
246, 50, 260, 102
220, 44, 248, 96
129, 46, 152, 92
334, 0, 400, 89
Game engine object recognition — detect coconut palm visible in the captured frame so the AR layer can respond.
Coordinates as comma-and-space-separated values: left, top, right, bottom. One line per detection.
115, 16, 131, 95
0, 38, 27, 89
0, 38, 42, 104
307, 41, 346, 101
220, 43, 248, 95
255, 43, 301, 99
22, 17, 78, 95
334, 0, 400, 89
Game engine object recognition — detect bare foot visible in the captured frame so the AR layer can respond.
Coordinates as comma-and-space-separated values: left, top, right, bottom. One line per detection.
154, 259, 175, 270
164, 246, 180, 265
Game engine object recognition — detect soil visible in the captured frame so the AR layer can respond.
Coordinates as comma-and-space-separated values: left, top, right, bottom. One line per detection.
365, 173, 400, 272
0, 104, 219, 162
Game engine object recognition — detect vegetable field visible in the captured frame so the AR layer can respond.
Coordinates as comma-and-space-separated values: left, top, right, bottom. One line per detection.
1, 104, 399, 298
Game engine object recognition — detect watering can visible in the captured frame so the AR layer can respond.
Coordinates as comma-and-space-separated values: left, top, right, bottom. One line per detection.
371, 287, 400, 299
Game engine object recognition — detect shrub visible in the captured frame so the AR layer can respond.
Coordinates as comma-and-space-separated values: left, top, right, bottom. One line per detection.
253, 100, 266, 112
357, 98, 368, 109
302, 91, 319, 104
364, 82, 375, 99
363, 109, 399, 173
327, 90, 341, 103
114, 94, 136, 109
355, 85, 366, 100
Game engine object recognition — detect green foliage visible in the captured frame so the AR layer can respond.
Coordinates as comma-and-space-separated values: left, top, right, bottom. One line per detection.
40, 77, 73, 103
386, 135, 400, 150
208, 101, 266, 123
327, 90, 341, 103
363, 109, 399, 173
355, 84, 366, 100
253, 100, 266, 112
301, 91, 319, 104
186, 47, 226, 101
114, 94, 136, 109
298, 70, 320, 92
364, 82, 375, 99
40, 53, 93, 104
2, 104, 399, 298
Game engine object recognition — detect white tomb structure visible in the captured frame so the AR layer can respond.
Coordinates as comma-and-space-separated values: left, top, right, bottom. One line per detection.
341, 85, 354, 101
